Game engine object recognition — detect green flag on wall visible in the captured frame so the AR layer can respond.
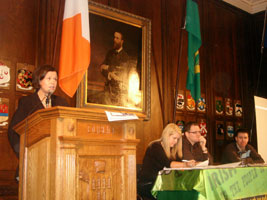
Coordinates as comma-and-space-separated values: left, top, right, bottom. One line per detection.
186, 0, 202, 101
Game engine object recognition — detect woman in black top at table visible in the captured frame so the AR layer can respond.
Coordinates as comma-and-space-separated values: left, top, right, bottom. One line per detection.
8, 64, 69, 181
137, 123, 196, 199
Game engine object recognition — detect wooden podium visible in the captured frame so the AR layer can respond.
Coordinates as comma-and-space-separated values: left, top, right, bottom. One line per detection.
14, 107, 139, 200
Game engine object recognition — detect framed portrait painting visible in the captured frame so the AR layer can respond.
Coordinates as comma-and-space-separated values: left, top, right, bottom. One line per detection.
76, 1, 151, 120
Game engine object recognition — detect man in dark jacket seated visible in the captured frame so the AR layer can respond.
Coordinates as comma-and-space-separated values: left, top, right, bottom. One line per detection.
221, 128, 264, 164
182, 122, 211, 163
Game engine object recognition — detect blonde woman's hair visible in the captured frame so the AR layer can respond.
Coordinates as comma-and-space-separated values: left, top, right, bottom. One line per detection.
160, 123, 183, 160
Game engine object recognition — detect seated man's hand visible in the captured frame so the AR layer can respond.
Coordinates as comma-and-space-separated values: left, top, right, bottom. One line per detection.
199, 136, 207, 150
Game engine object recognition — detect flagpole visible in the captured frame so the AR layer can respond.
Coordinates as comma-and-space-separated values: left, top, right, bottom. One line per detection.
260, 6, 267, 54
256, 5, 267, 95
250, 6, 267, 139
172, 0, 187, 123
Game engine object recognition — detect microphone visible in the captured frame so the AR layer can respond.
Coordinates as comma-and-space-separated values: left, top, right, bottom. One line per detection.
46, 92, 51, 108
27, 94, 49, 116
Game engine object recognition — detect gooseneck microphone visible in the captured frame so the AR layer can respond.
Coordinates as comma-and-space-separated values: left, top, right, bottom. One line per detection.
27, 93, 49, 116
45, 92, 51, 108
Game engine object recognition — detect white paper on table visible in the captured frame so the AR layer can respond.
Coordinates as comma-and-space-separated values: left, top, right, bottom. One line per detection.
213, 162, 241, 168
247, 163, 267, 167
105, 111, 139, 121
163, 161, 242, 171
196, 160, 209, 167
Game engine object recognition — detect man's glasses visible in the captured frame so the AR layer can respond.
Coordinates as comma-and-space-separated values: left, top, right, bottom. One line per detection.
189, 131, 201, 134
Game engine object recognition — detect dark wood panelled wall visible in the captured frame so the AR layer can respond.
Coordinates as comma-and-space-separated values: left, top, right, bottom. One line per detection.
0, 0, 39, 184
0, 0, 266, 185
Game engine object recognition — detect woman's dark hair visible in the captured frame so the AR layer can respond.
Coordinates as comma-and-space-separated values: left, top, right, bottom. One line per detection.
32, 64, 57, 89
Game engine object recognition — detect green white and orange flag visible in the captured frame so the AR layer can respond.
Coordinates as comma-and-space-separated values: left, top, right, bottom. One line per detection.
59, 0, 90, 97
186, 0, 202, 101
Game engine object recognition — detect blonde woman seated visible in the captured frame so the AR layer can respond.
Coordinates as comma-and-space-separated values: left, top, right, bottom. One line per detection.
137, 123, 196, 200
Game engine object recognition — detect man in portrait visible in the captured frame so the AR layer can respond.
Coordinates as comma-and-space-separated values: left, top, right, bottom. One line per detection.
100, 31, 132, 106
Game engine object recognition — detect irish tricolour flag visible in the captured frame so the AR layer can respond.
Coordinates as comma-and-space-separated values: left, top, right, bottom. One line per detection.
59, 0, 90, 97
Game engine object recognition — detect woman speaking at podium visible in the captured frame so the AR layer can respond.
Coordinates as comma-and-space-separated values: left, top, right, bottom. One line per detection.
7, 64, 69, 181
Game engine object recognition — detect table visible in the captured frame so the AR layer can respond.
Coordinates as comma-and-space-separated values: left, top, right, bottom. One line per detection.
151, 166, 267, 200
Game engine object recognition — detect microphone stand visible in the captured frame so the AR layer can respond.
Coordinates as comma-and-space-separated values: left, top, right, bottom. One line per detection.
172, 1, 187, 123
260, 6, 267, 55
45, 92, 51, 108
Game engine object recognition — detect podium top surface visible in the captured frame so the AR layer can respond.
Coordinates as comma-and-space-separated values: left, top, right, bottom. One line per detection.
14, 106, 139, 135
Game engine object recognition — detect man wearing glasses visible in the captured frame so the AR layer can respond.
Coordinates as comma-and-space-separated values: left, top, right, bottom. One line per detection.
182, 121, 210, 163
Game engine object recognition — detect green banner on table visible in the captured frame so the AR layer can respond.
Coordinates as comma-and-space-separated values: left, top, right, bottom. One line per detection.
152, 167, 267, 200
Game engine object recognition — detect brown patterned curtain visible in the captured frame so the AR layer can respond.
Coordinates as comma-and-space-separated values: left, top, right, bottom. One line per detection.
36, 0, 76, 105
36, 0, 65, 68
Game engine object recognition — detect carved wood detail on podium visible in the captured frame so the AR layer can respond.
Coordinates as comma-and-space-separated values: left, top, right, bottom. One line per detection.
78, 156, 123, 200
14, 107, 139, 200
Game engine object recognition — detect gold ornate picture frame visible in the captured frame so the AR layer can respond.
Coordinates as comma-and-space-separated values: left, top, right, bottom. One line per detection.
76, 1, 151, 120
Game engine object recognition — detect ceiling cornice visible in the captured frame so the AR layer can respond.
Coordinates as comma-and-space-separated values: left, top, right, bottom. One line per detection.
223, 0, 267, 14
